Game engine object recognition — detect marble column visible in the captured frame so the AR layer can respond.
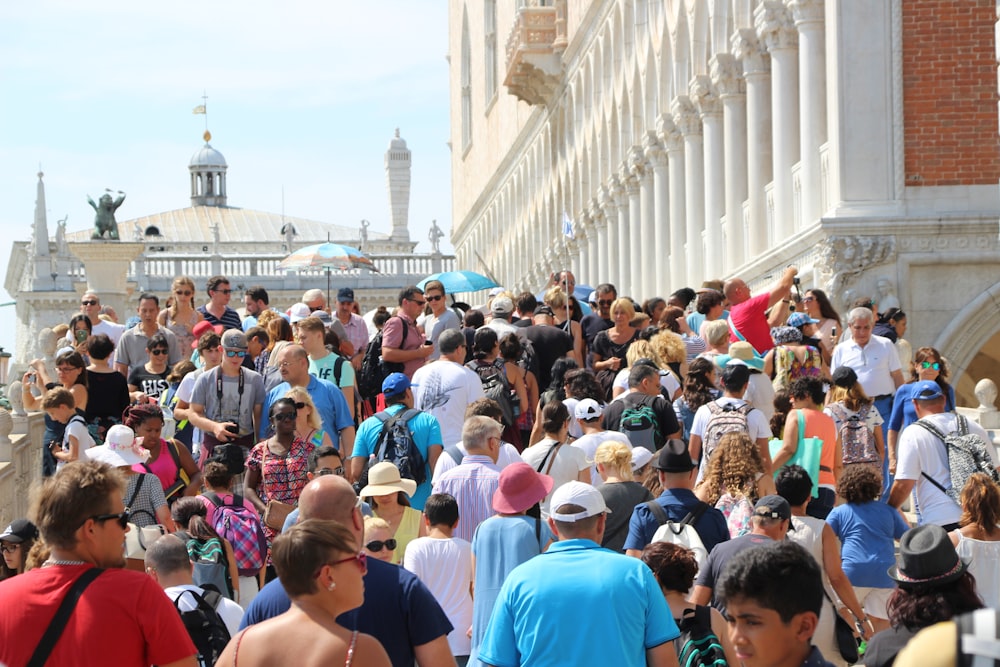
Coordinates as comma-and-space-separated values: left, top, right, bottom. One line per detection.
626, 149, 646, 298
791, 0, 826, 227
612, 171, 631, 293
711, 53, 748, 273
691, 75, 724, 280
589, 199, 606, 284
659, 116, 686, 290
756, 0, 799, 242
645, 131, 670, 293
599, 185, 619, 289
673, 95, 705, 287
733, 28, 772, 258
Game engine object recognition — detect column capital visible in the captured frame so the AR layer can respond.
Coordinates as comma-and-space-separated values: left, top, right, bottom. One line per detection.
690, 75, 722, 118
628, 146, 648, 180
620, 159, 641, 195
671, 95, 702, 137
710, 53, 746, 98
589, 197, 607, 228
755, 0, 798, 52
731, 28, 771, 75
643, 131, 668, 167
656, 114, 684, 152
601, 181, 621, 214
789, 0, 824, 27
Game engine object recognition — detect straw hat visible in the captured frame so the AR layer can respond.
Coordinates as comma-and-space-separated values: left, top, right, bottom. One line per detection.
358, 462, 417, 498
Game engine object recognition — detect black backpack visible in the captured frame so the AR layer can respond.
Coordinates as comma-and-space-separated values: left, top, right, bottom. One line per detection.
358, 318, 407, 402
674, 605, 728, 667
467, 359, 517, 427
355, 408, 427, 490
174, 588, 231, 667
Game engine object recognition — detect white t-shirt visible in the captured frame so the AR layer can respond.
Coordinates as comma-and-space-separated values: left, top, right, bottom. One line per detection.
416, 309, 462, 361
432, 440, 523, 482
743, 373, 776, 421
58, 416, 95, 472
691, 397, 772, 482
896, 412, 997, 527
571, 430, 631, 485
520, 438, 590, 518
611, 368, 681, 401
402, 536, 473, 657
164, 584, 245, 638
411, 360, 486, 448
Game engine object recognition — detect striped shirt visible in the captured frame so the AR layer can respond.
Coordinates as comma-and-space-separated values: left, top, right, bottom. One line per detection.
432, 454, 501, 542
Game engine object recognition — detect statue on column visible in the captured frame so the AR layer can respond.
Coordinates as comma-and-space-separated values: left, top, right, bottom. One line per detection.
87, 189, 125, 240
281, 222, 297, 251
359, 219, 370, 252
55, 216, 69, 256
428, 219, 444, 254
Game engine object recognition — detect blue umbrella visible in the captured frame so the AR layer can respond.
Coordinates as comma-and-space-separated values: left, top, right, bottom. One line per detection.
418, 270, 499, 294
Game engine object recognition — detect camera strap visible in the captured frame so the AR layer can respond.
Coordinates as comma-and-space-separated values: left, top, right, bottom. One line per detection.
214, 366, 244, 422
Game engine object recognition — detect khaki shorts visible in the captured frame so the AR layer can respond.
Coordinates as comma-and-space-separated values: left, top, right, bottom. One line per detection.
854, 586, 893, 620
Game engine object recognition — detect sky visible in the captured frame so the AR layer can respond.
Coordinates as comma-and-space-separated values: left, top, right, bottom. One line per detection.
0, 1, 454, 359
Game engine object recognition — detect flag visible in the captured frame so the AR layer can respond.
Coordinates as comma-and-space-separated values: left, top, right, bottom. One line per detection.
562, 211, 574, 239
192, 104, 206, 114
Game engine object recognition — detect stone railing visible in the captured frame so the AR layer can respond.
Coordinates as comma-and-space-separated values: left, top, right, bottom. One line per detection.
0, 411, 44, 530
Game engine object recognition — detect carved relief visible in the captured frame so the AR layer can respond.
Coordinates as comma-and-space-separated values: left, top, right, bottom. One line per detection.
815, 235, 897, 310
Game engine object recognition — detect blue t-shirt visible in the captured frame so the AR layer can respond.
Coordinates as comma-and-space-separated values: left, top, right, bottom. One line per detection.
888, 381, 956, 435
258, 376, 353, 443
241, 557, 452, 665
351, 404, 443, 510
478, 539, 678, 667
622, 488, 730, 553
827, 501, 910, 588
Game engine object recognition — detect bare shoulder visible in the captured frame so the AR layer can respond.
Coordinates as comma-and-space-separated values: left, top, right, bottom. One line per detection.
355, 632, 392, 667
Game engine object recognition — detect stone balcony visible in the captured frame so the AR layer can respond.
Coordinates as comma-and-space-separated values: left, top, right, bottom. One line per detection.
504, 3, 565, 106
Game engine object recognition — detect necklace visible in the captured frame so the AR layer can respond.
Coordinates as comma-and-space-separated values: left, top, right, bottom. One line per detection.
44, 559, 87, 567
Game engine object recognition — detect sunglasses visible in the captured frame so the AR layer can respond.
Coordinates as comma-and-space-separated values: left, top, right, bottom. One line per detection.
174, 290, 193, 296
365, 538, 397, 552
426, 294, 444, 302
149, 349, 169, 356
225, 350, 247, 358
0, 543, 21, 553
316, 466, 345, 477
273, 412, 297, 423
801, 296, 816, 303
91, 510, 130, 530
921, 361, 941, 370
408, 299, 426, 307
598, 300, 614, 307
81, 300, 99, 306
293, 402, 306, 410
213, 289, 233, 295
327, 551, 367, 574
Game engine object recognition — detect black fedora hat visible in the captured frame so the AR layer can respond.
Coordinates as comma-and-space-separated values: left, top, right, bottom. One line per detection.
887, 524, 967, 587
652, 439, 696, 473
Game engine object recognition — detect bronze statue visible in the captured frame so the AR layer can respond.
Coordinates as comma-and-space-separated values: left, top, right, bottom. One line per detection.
87, 189, 126, 240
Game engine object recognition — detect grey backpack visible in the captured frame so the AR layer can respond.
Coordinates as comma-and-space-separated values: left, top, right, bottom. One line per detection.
915, 415, 1000, 504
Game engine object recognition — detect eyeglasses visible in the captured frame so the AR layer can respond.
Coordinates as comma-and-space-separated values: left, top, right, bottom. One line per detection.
293, 401, 306, 410
81, 300, 98, 306
328, 551, 367, 574
426, 294, 444, 302
213, 289, 233, 295
921, 361, 941, 370
0, 543, 21, 553
91, 510, 130, 530
273, 412, 297, 423
56, 366, 78, 373
225, 350, 247, 358
315, 466, 345, 477
174, 290, 192, 296
408, 299, 426, 307
365, 538, 397, 552
149, 349, 169, 356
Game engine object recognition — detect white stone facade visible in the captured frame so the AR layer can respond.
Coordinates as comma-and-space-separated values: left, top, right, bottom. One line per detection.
447, 0, 1000, 406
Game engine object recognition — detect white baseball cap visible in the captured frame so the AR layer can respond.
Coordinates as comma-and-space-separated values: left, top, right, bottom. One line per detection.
574, 398, 604, 421
550, 481, 610, 522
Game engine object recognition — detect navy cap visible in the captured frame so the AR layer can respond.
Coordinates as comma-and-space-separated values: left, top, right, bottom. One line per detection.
382, 372, 412, 397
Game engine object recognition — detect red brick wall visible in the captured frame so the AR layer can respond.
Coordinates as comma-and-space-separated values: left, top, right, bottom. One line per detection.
902, 0, 1000, 186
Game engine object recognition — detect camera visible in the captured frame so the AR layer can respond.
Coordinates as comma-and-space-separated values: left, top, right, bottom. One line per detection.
225, 423, 240, 435
792, 277, 801, 286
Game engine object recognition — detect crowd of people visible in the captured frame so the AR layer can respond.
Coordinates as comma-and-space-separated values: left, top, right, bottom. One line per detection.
1, 268, 999, 667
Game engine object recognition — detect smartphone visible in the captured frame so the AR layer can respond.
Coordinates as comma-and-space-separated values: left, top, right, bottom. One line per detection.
75, 329, 88, 343
424, 340, 434, 347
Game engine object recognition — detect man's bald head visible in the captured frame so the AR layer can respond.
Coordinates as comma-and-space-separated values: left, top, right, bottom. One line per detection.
298, 475, 359, 526
280, 344, 309, 362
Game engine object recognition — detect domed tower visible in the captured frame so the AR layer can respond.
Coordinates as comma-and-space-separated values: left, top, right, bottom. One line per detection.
189, 130, 228, 207
385, 128, 411, 242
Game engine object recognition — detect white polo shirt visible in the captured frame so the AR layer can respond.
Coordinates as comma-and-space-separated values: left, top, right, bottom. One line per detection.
831, 335, 901, 397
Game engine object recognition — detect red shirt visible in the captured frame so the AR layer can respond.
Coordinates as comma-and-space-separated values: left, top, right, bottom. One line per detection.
728, 292, 775, 354
0, 564, 196, 667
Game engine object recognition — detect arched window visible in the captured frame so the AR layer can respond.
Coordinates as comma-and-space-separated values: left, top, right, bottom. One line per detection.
461, 7, 473, 150
484, 0, 497, 104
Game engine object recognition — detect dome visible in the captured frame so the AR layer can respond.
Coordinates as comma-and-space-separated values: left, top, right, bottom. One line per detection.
189, 143, 227, 168
388, 128, 407, 151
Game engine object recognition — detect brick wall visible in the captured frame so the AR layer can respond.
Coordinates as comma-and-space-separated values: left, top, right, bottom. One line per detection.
902, 0, 1000, 186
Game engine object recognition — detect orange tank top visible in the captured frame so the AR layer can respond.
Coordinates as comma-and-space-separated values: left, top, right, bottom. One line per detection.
798, 409, 838, 487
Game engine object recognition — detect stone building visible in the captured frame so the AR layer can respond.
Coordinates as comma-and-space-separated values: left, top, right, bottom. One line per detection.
447, 0, 1000, 405
5, 129, 453, 370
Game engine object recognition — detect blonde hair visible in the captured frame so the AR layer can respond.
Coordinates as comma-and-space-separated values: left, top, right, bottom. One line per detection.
610, 298, 635, 321
544, 286, 567, 311
697, 432, 764, 506
594, 441, 634, 481
364, 516, 391, 534
827, 383, 872, 412
168, 276, 197, 319
651, 330, 687, 365
626, 339, 665, 369
703, 319, 730, 346
256, 309, 280, 329
285, 386, 323, 430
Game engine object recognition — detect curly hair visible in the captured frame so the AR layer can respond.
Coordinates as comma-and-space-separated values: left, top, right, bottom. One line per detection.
960, 472, 1000, 531
683, 358, 717, 412
836, 463, 882, 503
650, 329, 686, 365
641, 542, 699, 593
122, 402, 164, 431
886, 571, 983, 631
698, 432, 765, 506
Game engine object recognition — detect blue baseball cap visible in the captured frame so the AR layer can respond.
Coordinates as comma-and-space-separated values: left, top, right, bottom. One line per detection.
787, 312, 820, 328
382, 372, 412, 397
912, 380, 944, 401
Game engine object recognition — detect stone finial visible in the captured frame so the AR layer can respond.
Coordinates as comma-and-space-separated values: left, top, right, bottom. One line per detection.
975, 379, 998, 411
7, 380, 25, 416
0, 408, 12, 453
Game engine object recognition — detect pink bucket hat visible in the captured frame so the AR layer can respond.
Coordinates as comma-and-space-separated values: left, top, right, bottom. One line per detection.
492, 462, 554, 514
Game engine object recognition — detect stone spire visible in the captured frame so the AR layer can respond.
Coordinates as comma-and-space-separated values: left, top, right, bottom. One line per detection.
33, 171, 49, 256
385, 128, 411, 241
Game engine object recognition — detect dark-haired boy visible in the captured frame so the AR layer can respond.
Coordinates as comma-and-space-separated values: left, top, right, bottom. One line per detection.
717, 540, 835, 667
402, 494, 473, 666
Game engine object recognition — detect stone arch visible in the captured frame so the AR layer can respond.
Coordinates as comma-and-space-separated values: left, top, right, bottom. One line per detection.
658, 15, 676, 108
630, 67, 645, 147
688, 0, 711, 76
933, 282, 1000, 407
608, 100, 621, 174
602, 17, 615, 102
642, 44, 659, 131
667, 0, 691, 97
619, 92, 633, 166
622, 0, 636, 63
